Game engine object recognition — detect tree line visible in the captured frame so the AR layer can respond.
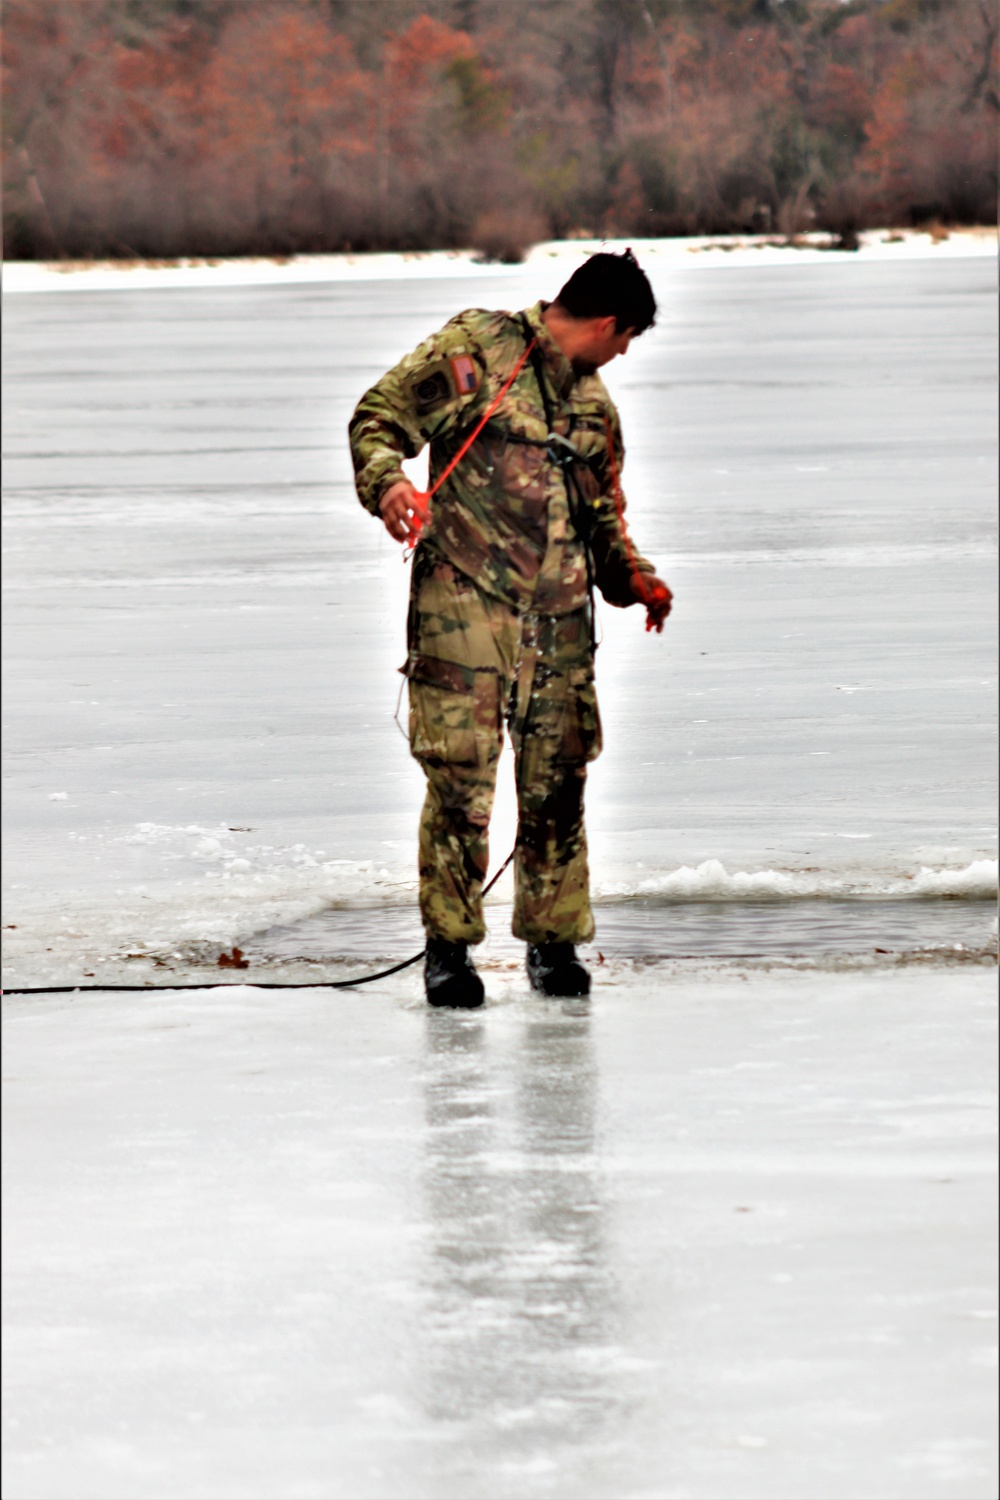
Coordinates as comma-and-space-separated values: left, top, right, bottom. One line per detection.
3, 0, 996, 261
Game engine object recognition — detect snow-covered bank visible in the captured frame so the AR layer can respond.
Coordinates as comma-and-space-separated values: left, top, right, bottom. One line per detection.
4, 966, 996, 1500
3, 227, 995, 294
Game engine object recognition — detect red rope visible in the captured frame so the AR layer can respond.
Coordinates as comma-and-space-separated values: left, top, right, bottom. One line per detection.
407, 338, 537, 535
401, 341, 667, 635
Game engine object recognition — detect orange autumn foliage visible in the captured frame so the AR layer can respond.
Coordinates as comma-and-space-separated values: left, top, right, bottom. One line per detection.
2, 0, 995, 260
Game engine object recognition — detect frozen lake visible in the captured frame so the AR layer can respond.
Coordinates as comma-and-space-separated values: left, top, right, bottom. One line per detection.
3, 967, 997, 1500
2, 248, 997, 1499
2, 248, 997, 982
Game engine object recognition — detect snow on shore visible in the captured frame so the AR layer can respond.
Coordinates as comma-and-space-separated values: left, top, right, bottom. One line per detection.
3, 227, 995, 295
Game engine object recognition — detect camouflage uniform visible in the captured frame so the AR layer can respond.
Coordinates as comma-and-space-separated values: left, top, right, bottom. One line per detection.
349, 299, 654, 945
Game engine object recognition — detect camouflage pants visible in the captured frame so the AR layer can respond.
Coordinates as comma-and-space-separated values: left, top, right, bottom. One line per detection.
404, 548, 601, 946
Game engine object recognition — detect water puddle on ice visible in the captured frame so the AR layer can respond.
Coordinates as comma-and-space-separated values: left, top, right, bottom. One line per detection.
246, 898, 997, 965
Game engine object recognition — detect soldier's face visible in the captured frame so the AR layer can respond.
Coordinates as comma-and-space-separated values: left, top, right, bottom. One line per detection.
573, 318, 637, 375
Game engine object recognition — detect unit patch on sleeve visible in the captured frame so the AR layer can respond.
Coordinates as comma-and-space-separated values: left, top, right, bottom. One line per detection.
407, 354, 482, 415
408, 363, 454, 413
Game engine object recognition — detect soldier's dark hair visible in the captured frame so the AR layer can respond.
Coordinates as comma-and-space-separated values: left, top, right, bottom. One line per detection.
553, 248, 656, 335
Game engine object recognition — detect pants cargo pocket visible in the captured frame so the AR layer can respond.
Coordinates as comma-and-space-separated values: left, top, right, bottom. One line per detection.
556, 667, 603, 764
404, 653, 502, 769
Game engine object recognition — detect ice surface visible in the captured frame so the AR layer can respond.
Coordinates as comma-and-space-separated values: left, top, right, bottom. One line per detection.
2, 250, 997, 981
3, 966, 996, 1499
2, 247, 997, 1498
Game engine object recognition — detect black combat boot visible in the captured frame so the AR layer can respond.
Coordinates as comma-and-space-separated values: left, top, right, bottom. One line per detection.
526, 942, 591, 998
424, 938, 485, 1009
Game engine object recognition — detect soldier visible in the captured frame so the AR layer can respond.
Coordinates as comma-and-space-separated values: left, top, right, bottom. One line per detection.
349, 250, 672, 1008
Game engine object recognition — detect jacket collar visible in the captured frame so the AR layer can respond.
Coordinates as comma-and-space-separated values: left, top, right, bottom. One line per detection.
520, 301, 576, 404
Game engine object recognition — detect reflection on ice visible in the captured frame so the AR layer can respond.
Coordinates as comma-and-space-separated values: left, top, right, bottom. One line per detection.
419, 1008, 624, 1465
2, 961, 995, 1497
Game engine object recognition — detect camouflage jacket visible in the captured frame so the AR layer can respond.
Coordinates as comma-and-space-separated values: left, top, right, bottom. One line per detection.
349, 299, 655, 616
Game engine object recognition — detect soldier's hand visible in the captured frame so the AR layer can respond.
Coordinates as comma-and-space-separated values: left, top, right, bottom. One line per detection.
379, 481, 427, 544
632, 573, 673, 632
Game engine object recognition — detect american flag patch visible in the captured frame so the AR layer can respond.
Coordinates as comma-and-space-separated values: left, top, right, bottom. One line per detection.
450, 354, 480, 394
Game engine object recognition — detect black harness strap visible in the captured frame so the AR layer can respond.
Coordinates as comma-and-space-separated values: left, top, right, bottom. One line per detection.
516, 315, 598, 653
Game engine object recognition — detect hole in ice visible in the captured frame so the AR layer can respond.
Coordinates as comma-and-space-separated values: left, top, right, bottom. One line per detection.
244, 898, 997, 965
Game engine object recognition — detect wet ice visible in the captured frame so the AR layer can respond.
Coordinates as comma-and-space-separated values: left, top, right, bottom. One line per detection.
3, 968, 996, 1499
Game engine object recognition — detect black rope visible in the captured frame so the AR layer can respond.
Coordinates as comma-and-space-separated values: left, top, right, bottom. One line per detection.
0, 959, 427, 996
2, 848, 517, 997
